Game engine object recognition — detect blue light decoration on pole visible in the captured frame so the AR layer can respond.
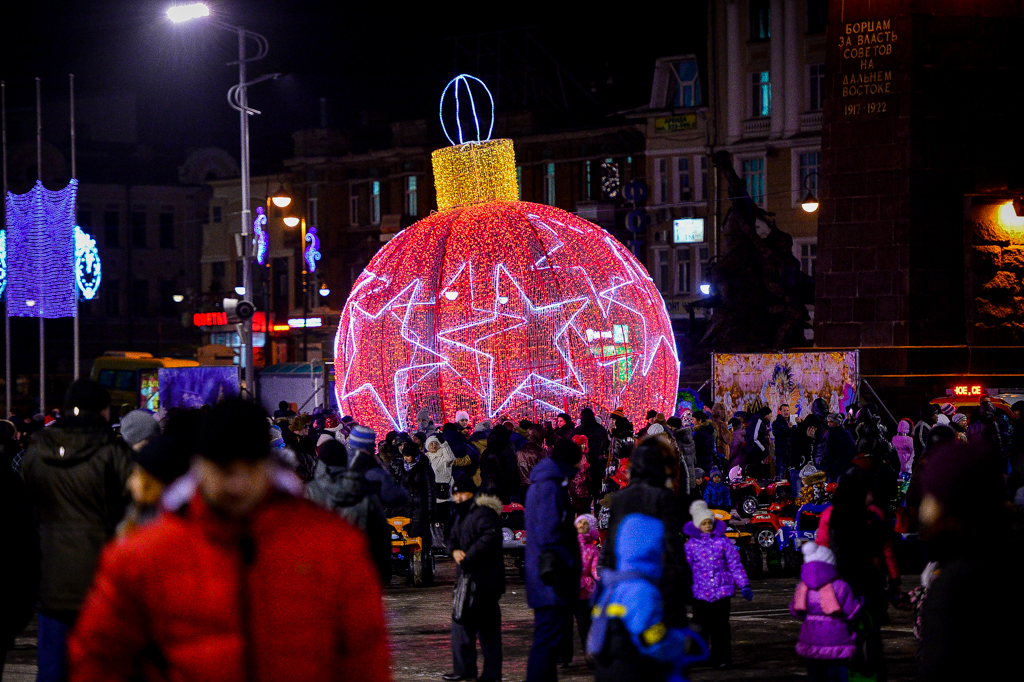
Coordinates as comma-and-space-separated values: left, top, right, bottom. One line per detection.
304, 226, 321, 273
74, 225, 101, 300
0, 230, 7, 300
254, 206, 268, 266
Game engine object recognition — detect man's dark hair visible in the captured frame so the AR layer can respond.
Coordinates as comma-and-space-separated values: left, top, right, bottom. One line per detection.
278, 400, 289, 411
65, 379, 111, 415
693, 410, 708, 422
519, 419, 533, 430
551, 438, 583, 467
667, 416, 682, 429
646, 409, 658, 420
579, 407, 596, 424
199, 398, 270, 464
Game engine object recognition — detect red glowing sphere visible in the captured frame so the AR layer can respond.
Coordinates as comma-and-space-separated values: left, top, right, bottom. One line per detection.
335, 201, 679, 435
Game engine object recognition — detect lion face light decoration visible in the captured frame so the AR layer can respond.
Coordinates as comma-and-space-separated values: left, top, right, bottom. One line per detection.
335, 76, 679, 435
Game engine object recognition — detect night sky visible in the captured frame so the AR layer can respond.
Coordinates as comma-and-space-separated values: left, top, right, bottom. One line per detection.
1, 1, 706, 174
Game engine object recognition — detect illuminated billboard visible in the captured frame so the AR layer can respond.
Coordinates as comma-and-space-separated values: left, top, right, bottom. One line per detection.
673, 218, 704, 244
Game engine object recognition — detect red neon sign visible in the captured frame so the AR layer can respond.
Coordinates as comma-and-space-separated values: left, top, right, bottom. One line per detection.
194, 312, 267, 332
953, 385, 984, 397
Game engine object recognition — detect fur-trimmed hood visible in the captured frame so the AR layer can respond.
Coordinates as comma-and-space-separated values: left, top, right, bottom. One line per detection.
475, 493, 503, 516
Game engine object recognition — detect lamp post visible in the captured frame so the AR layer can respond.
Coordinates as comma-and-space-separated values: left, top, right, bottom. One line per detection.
168, 3, 280, 399
800, 171, 820, 213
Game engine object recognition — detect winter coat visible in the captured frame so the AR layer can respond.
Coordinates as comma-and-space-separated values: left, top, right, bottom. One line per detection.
600, 451, 690, 626
683, 520, 749, 602
426, 442, 455, 502
447, 494, 506, 602
811, 399, 831, 466
711, 419, 731, 461
1, 445, 38, 644
729, 428, 746, 468
892, 422, 915, 474
790, 560, 862, 660
590, 514, 703, 682
68, 480, 390, 682
692, 422, 717, 473
574, 417, 610, 497
772, 416, 792, 469
912, 420, 932, 459
569, 460, 592, 511
604, 435, 635, 493
675, 428, 697, 493
524, 457, 581, 609
400, 455, 436, 542
743, 417, 771, 466
305, 459, 392, 586
824, 426, 857, 482
480, 444, 520, 503
578, 527, 601, 601
703, 480, 731, 509
363, 464, 411, 516
516, 441, 545, 487
19, 416, 133, 613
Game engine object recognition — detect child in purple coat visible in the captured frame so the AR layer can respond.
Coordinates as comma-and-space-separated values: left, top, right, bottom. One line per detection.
683, 500, 752, 668
790, 541, 863, 681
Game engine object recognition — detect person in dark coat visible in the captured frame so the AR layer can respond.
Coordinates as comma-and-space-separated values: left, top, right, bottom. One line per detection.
743, 406, 772, 478
516, 426, 547, 494
917, 441, 1024, 682
600, 436, 691, 628
823, 414, 857, 483
574, 408, 610, 499
19, 380, 132, 682
554, 413, 575, 440
913, 403, 939, 461
400, 441, 436, 584
692, 411, 718, 474
479, 424, 520, 503
810, 398, 831, 469
772, 405, 792, 478
525, 438, 583, 682
443, 474, 506, 682
1, 420, 37, 680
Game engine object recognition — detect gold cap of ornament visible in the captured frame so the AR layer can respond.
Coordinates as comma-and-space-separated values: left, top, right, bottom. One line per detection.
432, 75, 518, 211
432, 139, 518, 211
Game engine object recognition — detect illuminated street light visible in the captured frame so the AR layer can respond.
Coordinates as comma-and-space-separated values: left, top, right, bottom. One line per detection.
235, 286, 246, 296
699, 283, 711, 296
271, 185, 291, 208
283, 216, 300, 228
172, 294, 185, 303
166, 3, 209, 23
319, 284, 331, 297
801, 191, 819, 213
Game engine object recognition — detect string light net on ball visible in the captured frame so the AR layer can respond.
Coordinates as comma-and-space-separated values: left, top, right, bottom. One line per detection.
336, 77, 679, 434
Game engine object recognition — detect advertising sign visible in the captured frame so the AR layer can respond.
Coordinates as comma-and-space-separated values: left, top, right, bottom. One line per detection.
673, 218, 705, 244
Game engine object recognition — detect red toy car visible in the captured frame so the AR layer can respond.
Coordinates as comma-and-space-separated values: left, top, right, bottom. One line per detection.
748, 500, 798, 550
730, 478, 791, 518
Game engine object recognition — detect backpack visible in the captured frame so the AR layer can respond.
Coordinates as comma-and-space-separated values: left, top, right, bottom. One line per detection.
585, 569, 653, 658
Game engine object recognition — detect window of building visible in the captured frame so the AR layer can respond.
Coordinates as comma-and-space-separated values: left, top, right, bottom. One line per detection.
671, 59, 703, 107
751, 71, 772, 117
799, 151, 821, 193
697, 246, 711, 287
801, 242, 817, 277
545, 162, 556, 205
132, 279, 149, 317
601, 158, 620, 199
349, 185, 359, 226
308, 184, 320, 226
212, 206, 222, 223
676, 157, 691, 202
808, 63, 825, 111
657, 158, 669, 205
405, 176, 418, 217
750, 0, 771, 40
211, 261, 225, 293
78, 208, 92, 229
654, 248, 670, 293
105, 280, 120, 317
675, 247, 692, 295
742, 157, 766, 206
159, 212, 174, 248
131, 210, 147, 248
104, 209, 120, 248
807, 0, 827, 33
583, 160, 592, 201
698, 155, 709, 202
371, 181, 381, 224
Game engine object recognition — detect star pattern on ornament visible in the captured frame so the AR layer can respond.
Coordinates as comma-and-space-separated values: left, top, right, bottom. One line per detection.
437, 263, 588, 417
340, 278, 447, 431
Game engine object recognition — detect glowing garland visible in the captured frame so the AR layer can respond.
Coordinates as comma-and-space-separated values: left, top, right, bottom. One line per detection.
74, 225, 101, 300
0, 230, 6, 300
304, 227, 321, 273
254, 206, 268, 266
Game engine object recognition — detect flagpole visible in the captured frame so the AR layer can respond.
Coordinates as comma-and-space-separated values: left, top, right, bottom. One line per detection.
70, 73, 79, 381
2, 81, 9, 418
36, 77, 44, 415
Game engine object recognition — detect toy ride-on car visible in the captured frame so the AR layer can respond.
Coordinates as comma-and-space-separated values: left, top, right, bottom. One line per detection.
730, 477, 791, 518
388, 516, 433, 586
748, 500, 799, 551
776, 503, 830, 573
501, 503, 527, 577
711, 508, 763, 579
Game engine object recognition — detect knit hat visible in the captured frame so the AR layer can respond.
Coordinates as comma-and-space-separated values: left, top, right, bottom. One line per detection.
800, 541, 836, 566
324, 413, 343, 432
646, 423, 665, 436
269, 424, 286, 449
424, 435, 441, 450
897, 418, 912, 435
800, 463, 819, 478
572, 434, 589, 452
709, 465, 722, 480
318, 439, 347, 467
827, 412, 845, 426
134, 433, 191, 485
120, 410, 160, 449
935, 413, 950, 427
610, 408, 625, 419
475, 419, 493, 432
455, 410, 470, 423
348, 425, 376, 452
689, 500, 715, 527
451, 470, 478, 495
939, 402, 956, 417
952, 413, 968, 426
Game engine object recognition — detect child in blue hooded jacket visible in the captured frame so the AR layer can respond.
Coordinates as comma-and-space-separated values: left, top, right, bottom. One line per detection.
587, 513, 708, 682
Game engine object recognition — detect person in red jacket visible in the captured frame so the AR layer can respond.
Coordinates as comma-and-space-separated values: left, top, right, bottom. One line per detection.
68, 398, 390, 682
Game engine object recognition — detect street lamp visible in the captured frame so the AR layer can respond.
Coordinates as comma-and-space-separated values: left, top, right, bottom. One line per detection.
283, 216, 300, 228
800, 171, 820, 213
172, 294, 185, 303
271, 184, 292, 208
169, 3, 280, 400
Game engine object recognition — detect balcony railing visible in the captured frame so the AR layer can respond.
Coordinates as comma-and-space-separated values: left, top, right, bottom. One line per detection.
800, 111, 823, 132
742, 117, 770, 138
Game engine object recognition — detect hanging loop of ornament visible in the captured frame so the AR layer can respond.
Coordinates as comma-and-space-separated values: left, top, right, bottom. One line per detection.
439, 74, 495, 147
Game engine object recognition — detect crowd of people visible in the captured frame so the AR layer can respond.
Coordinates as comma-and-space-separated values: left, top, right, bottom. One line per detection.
2, 382, 1023, 682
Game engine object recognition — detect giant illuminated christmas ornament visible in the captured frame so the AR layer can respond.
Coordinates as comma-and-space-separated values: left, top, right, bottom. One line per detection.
74, 225, 102, 300
336, 75, 679, 434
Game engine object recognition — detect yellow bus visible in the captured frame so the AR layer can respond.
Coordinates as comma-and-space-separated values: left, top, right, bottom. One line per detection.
90, 352, 200, 410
